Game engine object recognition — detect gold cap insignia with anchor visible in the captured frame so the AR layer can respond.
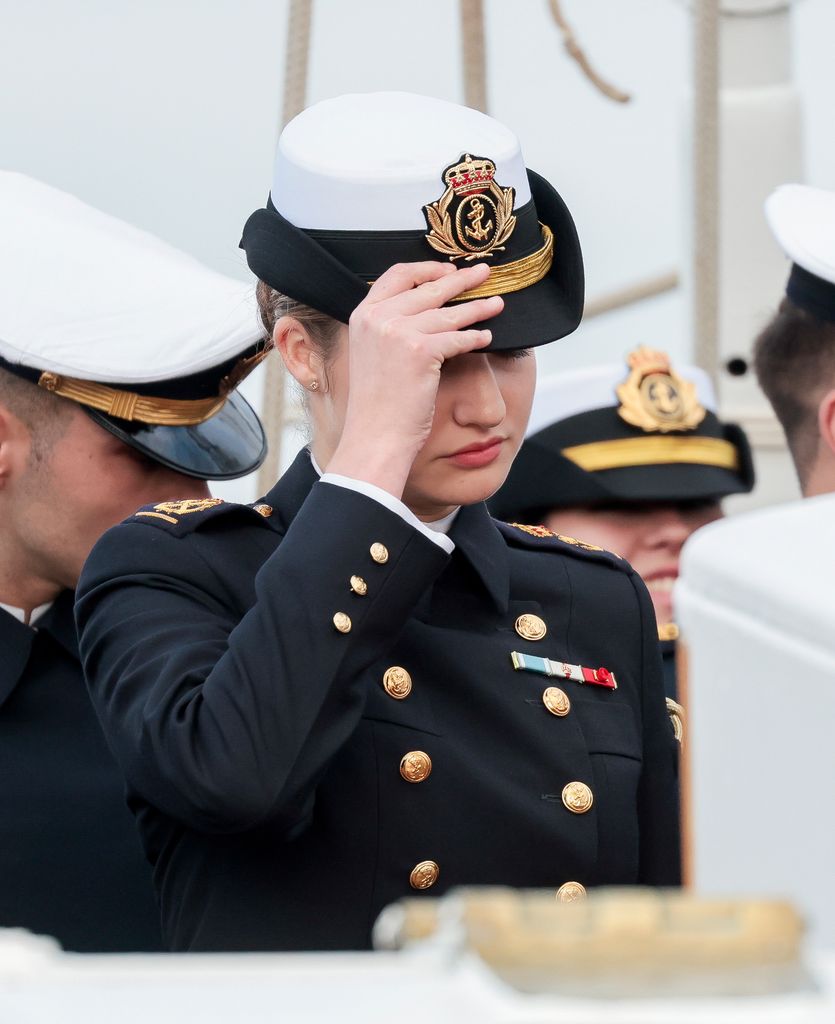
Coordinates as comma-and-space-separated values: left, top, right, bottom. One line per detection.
421, 153, 555, 303
423, 154, 517, 262
616, 346, 706, 434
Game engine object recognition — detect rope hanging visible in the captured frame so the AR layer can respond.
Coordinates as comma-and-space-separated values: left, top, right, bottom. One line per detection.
691, 0, 720, 383
546, 0, 631, 103
459, 0, 488, 112
257, 0, 313, 495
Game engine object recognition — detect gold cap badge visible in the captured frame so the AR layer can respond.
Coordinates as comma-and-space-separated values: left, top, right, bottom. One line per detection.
423, 153, 517, 261
616, 346, 706, 433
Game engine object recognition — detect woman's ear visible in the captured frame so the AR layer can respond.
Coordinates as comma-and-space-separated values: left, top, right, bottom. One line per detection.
273, 316, 325, 392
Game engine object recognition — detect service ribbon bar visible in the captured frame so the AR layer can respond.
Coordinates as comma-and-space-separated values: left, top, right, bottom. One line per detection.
510, 651, 617, 690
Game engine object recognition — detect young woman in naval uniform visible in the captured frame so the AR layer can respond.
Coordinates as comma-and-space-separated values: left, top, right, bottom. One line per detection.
77, 92, 681, 951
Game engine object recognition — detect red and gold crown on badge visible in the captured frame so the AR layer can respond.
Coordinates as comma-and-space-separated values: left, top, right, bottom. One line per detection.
616, 346, 706, 433
423, 153, 517, 261
443, 155, 497, 194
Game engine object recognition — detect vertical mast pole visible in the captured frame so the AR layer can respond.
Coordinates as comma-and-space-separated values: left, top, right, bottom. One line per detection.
257, 0, 313, 495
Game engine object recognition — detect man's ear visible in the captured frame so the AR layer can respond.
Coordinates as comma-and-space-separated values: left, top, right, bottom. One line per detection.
0, 406, 12, 487
817, 389, 835, 459
0, 403, 29, 488
273, 317, 325, 392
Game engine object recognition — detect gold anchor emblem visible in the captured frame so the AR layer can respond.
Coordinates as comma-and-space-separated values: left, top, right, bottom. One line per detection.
423, 153, 516, 261
616, 346, 706, 433
464, 197, 493, 242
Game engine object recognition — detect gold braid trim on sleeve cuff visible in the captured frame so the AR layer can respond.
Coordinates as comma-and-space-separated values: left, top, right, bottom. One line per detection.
37, 347, 270, 426
561, 435, 740, 473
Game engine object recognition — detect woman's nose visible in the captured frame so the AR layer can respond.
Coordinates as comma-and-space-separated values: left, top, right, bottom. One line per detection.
648, 507, 693, 549
452, 356, 506, 428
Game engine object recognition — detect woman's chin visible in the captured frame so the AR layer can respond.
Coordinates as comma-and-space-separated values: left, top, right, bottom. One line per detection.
408, 460, 513, 514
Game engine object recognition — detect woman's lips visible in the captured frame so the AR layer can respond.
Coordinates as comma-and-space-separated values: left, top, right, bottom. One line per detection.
446, 438, 504, 468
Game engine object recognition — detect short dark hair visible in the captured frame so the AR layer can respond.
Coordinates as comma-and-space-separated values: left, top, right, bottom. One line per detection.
753, 299, 835, 487
0, 367, 74, 463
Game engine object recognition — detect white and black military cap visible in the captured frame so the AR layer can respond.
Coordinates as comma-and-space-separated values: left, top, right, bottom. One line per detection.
0, 172, 267, 479
241, 91, 583, 349
489, 346, 754, 521
766, 184, 835, 323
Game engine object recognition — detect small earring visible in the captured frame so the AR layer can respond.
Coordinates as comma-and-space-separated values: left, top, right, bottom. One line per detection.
308, 380, 320, 392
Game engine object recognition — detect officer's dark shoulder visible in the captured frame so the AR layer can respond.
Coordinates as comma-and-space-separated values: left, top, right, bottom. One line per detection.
494, 519, 634, 575
123, 497, 278, 539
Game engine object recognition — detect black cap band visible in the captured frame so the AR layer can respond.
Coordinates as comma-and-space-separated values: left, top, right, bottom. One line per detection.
786, 263, 835, 324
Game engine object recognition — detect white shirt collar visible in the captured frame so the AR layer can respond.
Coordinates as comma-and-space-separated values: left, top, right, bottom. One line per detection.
0, 600, 53, 627
309, 450, 460, 536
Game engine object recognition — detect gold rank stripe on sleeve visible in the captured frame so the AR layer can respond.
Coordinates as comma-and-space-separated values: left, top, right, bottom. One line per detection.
510, 651, 617, 690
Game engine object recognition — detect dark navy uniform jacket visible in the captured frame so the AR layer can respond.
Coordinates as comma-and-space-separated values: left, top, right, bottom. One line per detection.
660, 638, 678, 701
76, 449, 680, 952
0, 592, 162, 951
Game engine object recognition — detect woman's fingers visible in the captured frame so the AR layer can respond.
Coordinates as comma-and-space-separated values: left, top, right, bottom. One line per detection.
409, 294, 504, 335
362, 260, 492, 316
381, 261, 492, 317
429, 328, 493, 362
365, 261, 457, 304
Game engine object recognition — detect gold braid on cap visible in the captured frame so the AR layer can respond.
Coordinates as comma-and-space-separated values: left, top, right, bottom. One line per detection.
37, 346, 270, 426
561, 435, 740, 473
449, 225, 554, 302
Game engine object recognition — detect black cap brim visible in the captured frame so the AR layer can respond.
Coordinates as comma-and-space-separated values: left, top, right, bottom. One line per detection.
85, 390, 267, 481
489, 421, 755, 520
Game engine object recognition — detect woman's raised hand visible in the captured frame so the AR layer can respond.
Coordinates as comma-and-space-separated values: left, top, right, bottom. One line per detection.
326, 261, 503, 499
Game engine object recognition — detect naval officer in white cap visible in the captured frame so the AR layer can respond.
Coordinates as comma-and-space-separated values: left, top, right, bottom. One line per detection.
754, 184, 835, 497
0, 172, 266, 951
77, 92, 680, 952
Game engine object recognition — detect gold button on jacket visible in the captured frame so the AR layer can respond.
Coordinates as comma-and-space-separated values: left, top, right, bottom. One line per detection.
410, 860, 440, 890
400, 750, 432, 783
562, 781, 594, 814
350, 575, 368, 596
332, 612, 352, 634
556, 881, 587, 902
382, 666, 412, 699
542, 686, 570, 716
515, 612, 547, 640
369, 542, 389, 564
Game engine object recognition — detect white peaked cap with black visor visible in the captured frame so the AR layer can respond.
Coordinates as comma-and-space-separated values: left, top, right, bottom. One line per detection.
0, 172, 267, 480
241, 92, 584, 349
766, 183, 835, 323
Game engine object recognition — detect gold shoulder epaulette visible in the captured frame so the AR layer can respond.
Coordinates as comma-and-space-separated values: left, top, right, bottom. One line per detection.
509, 522, 555, 539
135, 497, 225, 525
508, 523, 622, 559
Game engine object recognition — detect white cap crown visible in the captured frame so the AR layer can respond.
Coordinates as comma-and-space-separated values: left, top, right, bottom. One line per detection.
272, 91, 532, 231
765, 183, 835, 285
0, 172, 260, 384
